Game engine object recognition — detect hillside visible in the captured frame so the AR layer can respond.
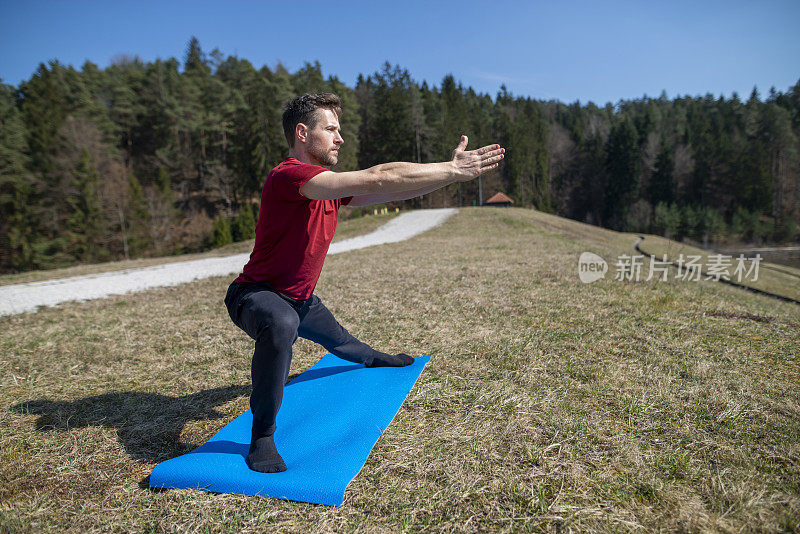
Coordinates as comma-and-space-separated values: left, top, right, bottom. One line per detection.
1, 208, 798, 532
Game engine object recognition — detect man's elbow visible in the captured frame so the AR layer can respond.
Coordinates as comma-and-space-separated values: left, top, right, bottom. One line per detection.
299, 181, 326, 200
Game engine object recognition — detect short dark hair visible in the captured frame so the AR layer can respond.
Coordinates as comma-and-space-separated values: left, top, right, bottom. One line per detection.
282, 93, 342, 147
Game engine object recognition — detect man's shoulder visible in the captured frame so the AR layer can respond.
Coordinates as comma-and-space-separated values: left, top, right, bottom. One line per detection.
264, 158, 331, 204
273, 157, 326, 171
268, 157, 295, 175
268, 157, 328, 181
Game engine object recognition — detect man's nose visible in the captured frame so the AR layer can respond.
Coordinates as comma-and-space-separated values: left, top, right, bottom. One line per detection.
335, 132, 344, 144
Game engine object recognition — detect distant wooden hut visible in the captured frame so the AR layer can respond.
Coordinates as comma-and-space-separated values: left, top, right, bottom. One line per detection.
484, 192, 513, 207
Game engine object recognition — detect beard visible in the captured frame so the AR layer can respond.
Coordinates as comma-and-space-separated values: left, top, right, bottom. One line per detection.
308, 144, 338, 167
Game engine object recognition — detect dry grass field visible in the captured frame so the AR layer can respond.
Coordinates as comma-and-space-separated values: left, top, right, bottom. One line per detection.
637, 234, 800, 303
1, 208, 798, 532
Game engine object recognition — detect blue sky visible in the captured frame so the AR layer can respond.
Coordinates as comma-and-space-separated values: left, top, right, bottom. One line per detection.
1, 0, 798, 105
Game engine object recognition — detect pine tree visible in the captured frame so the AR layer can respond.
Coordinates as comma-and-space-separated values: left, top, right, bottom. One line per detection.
373, 63, 416, 164
653, 202, 679, 239
232, 204, 256, 242
327, 75, 360, 171
700, 207, 726, 247
66, 149, 103, 262
126, 172, 150, 256
217, 56, 268, 202
107, 58, 146, 166
603, 115, 640, 228
0, 83, 35, 271
17, 62, 70, 175
733, 89, 773, 214
291, 61, 326, 95
211, 215, 233, 247
184, 37, 209, 76
649, 138, 675, 205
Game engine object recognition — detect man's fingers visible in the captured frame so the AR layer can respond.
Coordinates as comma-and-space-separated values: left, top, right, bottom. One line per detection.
480, 148, 504, 159
480, 150, 505, 166
477, 163, 499, 175
476, 144, 500, 155
480, 154, 504, 168
456, 135, 469, 151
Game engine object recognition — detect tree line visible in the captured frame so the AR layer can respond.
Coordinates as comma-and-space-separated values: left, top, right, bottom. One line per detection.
1, 37, 798, 273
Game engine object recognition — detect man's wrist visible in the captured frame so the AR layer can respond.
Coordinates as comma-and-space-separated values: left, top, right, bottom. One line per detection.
444, 160, 461, 182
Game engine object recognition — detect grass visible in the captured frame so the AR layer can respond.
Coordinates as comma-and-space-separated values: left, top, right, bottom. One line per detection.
0, 211, 398, 287
1, 207, 799, 532
637, 234, 800, 302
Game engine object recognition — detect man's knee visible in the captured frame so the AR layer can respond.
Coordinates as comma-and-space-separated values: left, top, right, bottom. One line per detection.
224, 282, 246, 325
239, 292, 299, 344
261, 312, 300, 345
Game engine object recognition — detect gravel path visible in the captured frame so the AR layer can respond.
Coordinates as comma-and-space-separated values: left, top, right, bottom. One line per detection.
0, 209, 457, 316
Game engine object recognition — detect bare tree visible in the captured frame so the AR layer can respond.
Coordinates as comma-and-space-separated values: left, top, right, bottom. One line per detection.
204, 162, 235, 216
52, 116, 123, 259
547, 123, 578, 213
144, 185, 176, 255
639, 130, 661, 201
99, 159, 132, 260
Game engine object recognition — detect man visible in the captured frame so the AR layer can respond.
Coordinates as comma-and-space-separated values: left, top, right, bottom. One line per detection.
225, 93, 504, 473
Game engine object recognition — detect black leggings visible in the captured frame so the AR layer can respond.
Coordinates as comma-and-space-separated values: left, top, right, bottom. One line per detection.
225, 281, 377, 439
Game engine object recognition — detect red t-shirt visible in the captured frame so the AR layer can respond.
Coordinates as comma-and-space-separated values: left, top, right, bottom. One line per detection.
235, 157, 352, 300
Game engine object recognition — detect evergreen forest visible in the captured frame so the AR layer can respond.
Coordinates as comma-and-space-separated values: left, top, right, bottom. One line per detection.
1, 37, 798, 273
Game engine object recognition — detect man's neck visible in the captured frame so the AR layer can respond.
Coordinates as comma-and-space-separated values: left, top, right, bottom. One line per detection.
288, 148, 315, 166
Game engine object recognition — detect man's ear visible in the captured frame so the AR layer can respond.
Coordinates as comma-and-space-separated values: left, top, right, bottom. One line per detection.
296, 123, 309, 144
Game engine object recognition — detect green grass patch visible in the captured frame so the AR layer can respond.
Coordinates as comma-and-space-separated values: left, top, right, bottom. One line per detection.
1, 207, 798, 532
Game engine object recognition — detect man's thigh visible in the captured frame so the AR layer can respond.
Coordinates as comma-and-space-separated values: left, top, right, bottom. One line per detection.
297, 295, 351, 348
228, 285, 299, 343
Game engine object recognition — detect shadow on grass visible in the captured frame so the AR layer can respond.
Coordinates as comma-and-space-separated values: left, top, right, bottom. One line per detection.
8, 367, 349, 468
11, 384, 252, 464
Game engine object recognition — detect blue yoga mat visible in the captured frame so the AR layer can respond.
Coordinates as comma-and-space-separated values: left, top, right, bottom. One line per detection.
149, 353, 430, 506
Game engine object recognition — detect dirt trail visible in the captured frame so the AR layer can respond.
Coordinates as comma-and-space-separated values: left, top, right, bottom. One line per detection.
0, 209, 457, 316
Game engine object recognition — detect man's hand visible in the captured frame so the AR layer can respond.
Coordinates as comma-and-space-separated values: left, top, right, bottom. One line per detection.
451, 136, 505, 181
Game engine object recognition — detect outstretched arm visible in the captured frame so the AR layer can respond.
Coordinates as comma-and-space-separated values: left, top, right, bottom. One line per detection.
346, 180, 451, 207
300, 136, 504, 201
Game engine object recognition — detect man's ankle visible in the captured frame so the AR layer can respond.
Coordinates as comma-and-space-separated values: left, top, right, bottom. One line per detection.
247, 434, 287, 473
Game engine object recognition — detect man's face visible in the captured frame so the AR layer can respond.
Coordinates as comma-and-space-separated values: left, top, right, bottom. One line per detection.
304, 108, 344, 167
